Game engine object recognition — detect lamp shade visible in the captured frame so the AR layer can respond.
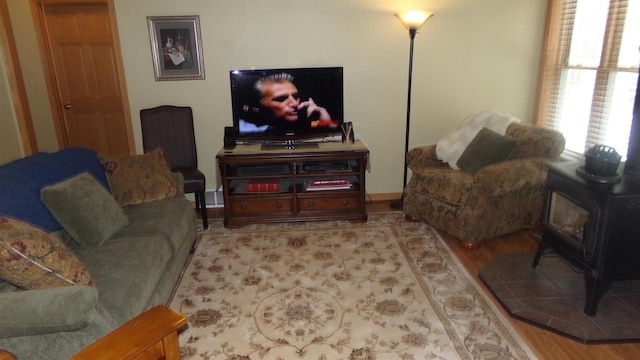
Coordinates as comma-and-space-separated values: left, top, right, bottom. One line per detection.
395, 10, 433, 30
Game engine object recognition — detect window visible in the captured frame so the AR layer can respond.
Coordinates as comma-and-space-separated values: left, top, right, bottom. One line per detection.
536, 0, 639, 159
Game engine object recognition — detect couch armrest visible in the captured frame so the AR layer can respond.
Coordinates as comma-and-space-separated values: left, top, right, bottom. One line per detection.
0, 286, 98, 338
70, 306, 187, 360
474, 158, 548, 196
407, 145, 448, 170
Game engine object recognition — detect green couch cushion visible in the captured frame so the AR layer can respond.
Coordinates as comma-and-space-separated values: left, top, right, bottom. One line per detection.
119, 196, 195, 254
75, 235, 172, 323
456, 128, 517, 175
41, 172, 129, 248
0, 285, 98, 338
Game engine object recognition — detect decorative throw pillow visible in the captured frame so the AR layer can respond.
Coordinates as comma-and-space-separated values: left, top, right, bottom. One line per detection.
435, 110, 518, 169
100, 150, 179, 207
41, 172, 129, 248
456, 128, 518, 175
0, 217, 93, 289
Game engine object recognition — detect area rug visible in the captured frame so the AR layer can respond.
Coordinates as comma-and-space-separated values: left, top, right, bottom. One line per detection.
169, 212, 534, 359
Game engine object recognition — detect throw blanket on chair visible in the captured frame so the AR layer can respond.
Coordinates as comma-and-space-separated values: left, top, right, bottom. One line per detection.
435, 110, 519, 169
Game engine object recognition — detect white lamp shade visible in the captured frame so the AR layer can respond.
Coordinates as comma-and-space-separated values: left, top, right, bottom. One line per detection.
395, 10, 433, 30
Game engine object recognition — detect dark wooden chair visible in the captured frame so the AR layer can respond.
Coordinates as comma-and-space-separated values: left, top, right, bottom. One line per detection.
140, 105, 208, 229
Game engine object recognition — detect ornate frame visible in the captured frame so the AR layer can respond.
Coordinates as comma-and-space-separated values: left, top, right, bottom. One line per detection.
147, 15, 205, 81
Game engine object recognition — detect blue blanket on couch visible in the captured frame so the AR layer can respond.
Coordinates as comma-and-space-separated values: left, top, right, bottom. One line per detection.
0, 147, 110, 232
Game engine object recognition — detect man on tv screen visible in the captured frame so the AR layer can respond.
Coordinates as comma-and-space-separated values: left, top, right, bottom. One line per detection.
239, 73, 339, 134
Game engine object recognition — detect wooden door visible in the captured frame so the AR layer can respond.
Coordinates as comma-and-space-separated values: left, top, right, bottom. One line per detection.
37, 1, 132, 155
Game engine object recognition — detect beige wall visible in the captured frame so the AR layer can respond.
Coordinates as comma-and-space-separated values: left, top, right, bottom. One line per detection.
0, 45, 23, 164
0, 0, 23, 165
5, 0, 547, 194
6, 0, 58, 153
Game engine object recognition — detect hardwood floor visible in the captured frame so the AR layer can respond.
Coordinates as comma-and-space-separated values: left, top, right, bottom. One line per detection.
202, 201, 640, 359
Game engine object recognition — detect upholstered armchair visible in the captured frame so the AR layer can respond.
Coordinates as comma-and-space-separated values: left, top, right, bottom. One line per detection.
403, 123, 565, 248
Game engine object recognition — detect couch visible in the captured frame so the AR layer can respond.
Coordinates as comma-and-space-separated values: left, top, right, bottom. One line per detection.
403, 122, 565, 248
0, 148, 197, 360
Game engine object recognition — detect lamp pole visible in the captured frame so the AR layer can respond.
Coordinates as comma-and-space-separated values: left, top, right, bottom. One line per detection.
391, 11, 432, 210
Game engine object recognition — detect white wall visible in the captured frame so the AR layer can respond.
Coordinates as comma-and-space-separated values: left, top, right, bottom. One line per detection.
6, 0, 548, 194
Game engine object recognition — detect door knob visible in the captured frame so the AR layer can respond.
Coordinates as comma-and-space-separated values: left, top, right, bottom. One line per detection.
63, 104, 72, 109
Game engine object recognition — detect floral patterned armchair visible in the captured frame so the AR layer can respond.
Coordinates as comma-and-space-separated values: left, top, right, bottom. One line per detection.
402, 123, 565, 248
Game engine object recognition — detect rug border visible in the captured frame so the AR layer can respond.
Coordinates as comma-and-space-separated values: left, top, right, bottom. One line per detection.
430, 226, 539, 360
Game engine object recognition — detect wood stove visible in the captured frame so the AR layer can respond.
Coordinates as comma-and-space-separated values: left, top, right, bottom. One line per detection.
533, 161, 640, 316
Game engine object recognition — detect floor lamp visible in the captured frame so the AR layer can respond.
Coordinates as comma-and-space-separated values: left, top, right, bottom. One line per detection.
390, 10, 433, 210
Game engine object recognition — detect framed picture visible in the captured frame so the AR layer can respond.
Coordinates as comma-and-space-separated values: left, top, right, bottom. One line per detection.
147, 15, 205, 81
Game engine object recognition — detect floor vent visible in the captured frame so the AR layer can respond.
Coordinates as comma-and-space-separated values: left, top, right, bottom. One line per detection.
205, 189, 224, 208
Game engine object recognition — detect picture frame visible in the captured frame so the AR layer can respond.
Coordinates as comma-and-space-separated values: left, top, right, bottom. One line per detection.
147, 15, 205, 81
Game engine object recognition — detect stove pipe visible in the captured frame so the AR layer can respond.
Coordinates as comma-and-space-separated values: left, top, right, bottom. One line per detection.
624, 57, 640, 181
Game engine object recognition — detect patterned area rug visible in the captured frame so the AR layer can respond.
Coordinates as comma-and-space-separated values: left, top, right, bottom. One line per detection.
169, 212, 534, 359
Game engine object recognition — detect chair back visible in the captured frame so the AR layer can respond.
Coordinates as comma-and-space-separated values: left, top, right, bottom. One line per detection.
140, 105, 198, 170
506, 123, 565, 160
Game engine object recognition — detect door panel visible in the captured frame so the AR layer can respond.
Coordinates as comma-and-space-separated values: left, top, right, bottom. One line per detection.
41, 2, 131, 155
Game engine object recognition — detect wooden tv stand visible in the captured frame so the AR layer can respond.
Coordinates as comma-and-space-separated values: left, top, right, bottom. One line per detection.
216, 141, 369, 228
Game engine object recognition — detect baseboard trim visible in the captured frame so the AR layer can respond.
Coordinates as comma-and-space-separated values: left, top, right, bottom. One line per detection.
367, 193, 402, 202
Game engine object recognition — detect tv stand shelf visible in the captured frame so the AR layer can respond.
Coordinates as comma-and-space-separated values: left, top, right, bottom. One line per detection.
217, 141, 369, 228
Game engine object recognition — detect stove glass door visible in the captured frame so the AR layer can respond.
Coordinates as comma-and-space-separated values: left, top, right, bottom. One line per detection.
548, 191, 589, 249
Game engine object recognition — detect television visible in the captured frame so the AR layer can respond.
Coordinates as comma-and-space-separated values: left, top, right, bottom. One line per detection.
229, 66, 344, 144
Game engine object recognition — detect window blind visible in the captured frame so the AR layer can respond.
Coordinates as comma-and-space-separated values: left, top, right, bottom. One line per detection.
536, 0, 639, 159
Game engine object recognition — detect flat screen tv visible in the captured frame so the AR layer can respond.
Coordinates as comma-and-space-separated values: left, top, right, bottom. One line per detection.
230, 66, 344, 142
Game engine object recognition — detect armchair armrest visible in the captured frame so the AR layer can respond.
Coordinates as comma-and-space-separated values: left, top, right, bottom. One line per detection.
407, 145, 448, 170
474, 158, 549, 196
70, 306, 187, 360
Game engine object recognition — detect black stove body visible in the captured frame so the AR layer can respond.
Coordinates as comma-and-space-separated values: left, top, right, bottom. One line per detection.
533, 161, 640, 316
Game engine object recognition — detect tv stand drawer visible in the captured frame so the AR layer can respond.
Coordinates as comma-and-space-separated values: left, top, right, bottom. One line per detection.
229, 197, 293, 216
298, 195, 360, 212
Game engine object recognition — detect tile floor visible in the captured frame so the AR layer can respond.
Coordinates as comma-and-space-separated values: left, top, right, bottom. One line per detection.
479, 252, 640, 344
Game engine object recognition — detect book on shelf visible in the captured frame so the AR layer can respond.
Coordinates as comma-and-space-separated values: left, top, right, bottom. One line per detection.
309, 177, 349, 186
246, 179, 281, 192
304, 180, 352, 191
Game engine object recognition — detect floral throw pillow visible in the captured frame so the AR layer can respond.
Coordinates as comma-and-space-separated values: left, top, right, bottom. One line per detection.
0, 217, 93, 289
100, 150, 179, 207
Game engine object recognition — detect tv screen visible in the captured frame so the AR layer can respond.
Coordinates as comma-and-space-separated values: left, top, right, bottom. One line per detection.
230, 67, 344, 141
